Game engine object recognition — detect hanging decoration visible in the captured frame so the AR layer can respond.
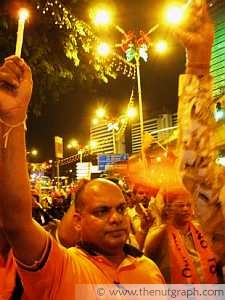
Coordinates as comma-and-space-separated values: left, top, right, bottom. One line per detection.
35, 0, 135, 80
118, 29, 152, 63
107, 54, 136, 80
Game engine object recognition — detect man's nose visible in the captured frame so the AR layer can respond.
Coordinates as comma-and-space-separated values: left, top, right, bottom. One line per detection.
183, 205, 190, 211
108, 209, 122, 224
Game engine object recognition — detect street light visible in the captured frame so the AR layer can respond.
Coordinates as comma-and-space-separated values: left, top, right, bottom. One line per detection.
92, 118, 99, 126
92, 22, 167, 162
67, 139, 79, 150
97, 42, 111, 57
108, 122, 119, 154
91, 9, 112, 26
27, 148, 38, 157
155, 40, 168, 54
165, 5, 185, 25
127, 106, 137, 119
91, 4, 184, 160
92, 90, 137, 154
31, 149, 38, 156
96, 107, 106, 119
78, 149, 85, 163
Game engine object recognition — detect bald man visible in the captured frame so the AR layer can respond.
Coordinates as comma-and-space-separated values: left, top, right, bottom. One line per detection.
0, 64, 164, 298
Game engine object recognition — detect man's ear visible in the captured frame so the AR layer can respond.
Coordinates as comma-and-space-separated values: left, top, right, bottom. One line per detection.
72, 212, 82, 232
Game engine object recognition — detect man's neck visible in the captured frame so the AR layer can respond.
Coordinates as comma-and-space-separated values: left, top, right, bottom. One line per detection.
104, 250, 126, 267
79, 241, 126, 266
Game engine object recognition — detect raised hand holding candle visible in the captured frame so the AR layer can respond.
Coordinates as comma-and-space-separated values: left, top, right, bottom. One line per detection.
15, 8, 29, 57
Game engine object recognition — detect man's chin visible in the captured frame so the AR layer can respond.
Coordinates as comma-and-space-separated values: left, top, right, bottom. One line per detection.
104, 232, 128, 247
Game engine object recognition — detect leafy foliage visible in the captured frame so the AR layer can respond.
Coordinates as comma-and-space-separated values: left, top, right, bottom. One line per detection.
0, 0, 116, 115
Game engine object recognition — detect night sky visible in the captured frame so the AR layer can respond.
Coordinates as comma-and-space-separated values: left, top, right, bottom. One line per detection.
26, 0, 186, 161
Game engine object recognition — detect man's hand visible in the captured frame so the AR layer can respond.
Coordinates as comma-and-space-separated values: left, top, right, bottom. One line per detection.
0, 56, 33, 125
173, 0, 214, 76
136, 203, 155, 232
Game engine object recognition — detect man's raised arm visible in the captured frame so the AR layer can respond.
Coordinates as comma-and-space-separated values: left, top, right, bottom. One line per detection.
175, 0, 225, 261
0, 56, 48, 265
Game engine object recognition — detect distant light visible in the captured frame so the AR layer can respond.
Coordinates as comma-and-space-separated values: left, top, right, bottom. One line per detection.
92, 118, 99, 125
93, 9, 111, 26
96, 107, 106, 118
31, 149, 38, 156
156, 156, 162, 162
71, 139, 79, 148
97, 42, 111, 57
165, 5, 184, 25
120, 117, 126, 124
67, 139, 79, 150
127, 106, 137, 119
155, 40, 168, 53
90, 140, 98, 149
19, 8, 29, 21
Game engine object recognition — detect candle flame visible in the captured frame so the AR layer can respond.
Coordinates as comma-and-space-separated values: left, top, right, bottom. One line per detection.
19, 8, 29, 21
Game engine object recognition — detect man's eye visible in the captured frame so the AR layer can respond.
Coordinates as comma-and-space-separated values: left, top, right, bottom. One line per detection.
117, 205, 127, 214
93, 208, 109, 217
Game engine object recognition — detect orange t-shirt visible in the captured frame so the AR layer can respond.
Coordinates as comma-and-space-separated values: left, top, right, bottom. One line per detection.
0, 249, 16, 299
17, 237, 165, 300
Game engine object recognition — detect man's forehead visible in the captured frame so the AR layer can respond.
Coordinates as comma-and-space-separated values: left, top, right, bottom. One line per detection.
83, 179, 125, 206
85, 178, 121, 193
172, 198, 191, 205
85, 196, 126, 211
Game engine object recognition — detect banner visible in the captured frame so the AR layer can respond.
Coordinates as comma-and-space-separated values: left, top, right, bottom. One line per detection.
54, 136, 63, 159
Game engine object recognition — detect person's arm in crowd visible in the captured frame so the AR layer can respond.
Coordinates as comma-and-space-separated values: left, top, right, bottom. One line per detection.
175, 0, 225, 259
0, 56, 48, 266
135, 203, 155, 250
57, 203, 81, 248
143, 225, 166, 259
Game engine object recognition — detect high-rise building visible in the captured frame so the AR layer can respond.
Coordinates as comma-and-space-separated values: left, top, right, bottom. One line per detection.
90, 120, 127, 155
210, 0, 225, 98
131, 113, 177, 153
90, 113, 177, 155
90, 121, 115, 154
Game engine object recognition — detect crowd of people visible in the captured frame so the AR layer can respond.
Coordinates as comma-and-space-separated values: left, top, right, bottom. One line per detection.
31, 187, 73, 225
1, 0, 225, 299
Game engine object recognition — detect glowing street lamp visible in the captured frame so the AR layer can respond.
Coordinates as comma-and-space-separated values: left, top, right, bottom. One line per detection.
127, 106, 137, 119
165, 5, 185, 25
31, 149, 38, 156
67, 139, 79, 150
92, 118, 99, 126
108, 122, 119, 154
27, 148, 38, 157
91, 4, 183, 160
97, 42, 111, 57
96, 107, 106, 119
90, 2, 189, 162
155, 40, 168, 54
92, 9, 111, 26
71, 139, 79, 148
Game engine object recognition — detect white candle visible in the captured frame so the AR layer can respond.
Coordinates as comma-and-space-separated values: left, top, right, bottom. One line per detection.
15, 9, 29, 57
